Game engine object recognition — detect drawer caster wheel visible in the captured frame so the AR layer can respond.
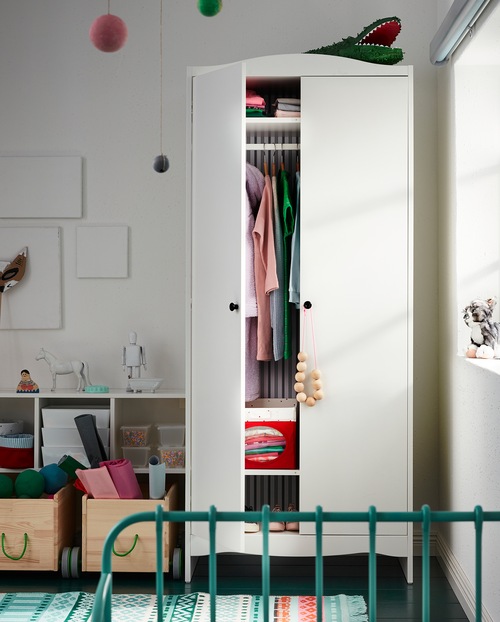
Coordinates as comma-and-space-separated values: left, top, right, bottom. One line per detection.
172, 547, 182, 580
61, 546, 81, 578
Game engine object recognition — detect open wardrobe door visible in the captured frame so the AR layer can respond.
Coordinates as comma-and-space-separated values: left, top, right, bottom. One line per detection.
189, 61, 246, 555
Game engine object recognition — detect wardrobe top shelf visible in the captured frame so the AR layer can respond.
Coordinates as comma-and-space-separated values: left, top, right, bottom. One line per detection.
0, 389, 186, 399
246, 117, 300, 133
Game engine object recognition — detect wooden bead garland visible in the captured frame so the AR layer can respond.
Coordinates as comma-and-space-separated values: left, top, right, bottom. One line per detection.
294, 353, 323, 407
294, 306, 324, 407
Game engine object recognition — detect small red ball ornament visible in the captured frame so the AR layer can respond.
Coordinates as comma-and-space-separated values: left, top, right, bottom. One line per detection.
89, 14, 128, 53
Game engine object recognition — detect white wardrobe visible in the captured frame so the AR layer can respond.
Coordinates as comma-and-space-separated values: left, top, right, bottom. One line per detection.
186, 54, 413, 582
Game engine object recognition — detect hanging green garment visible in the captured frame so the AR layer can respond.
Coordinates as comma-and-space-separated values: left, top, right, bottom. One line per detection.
289, 172, 301, 309
279, 167, 295, 359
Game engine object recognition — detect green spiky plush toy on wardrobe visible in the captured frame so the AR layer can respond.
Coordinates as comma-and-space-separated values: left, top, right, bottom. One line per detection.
306, 17, 404, 65
196, 5, 404, 66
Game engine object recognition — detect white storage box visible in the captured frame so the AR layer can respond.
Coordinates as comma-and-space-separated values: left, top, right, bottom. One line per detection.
41, 427, 109, 447
159, 446, 185, 469
120, 425, 151, 447
41, 406, 110, 428
245, 399, 297, 422
41, 446, 111, 468
156, 424, 185, 447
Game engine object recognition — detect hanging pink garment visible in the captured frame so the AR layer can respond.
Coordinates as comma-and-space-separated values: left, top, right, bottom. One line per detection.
252, 175, 279, 361
245, 163, 265, 400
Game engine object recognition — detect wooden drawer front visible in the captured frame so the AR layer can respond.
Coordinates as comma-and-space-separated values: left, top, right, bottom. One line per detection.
83, 499, 168, 572
0, 486, 74, 571
82, 484, 177, 573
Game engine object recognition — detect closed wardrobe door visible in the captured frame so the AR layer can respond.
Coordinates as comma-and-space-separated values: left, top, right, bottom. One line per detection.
190, 62, 246, 553
299, 75, 411, 536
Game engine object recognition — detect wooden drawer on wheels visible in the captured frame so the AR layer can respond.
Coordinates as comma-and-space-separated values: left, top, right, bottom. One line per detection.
82, 483, 177, 573
0, 484, 75, 571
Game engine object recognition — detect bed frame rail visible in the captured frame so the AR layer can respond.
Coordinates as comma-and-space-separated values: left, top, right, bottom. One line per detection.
92, 504, 500, 622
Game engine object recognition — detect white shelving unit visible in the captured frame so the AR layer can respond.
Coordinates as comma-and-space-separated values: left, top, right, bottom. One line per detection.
0, 388, 186, 575
0, 388, 185, 474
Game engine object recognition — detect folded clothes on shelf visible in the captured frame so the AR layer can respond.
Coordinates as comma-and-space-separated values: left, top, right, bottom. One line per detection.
273, 97, 301, 118
246, 89, 266, 117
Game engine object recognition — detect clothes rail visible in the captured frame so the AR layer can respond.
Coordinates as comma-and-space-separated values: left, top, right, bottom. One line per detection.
91, 504, 500, 622
246, 143, 300, 151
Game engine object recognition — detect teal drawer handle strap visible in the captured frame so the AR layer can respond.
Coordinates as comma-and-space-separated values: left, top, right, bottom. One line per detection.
1, 532, 28, 560
112, 534, 138, 557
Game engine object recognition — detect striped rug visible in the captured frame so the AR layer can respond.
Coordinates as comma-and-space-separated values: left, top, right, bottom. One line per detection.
0, 591, 367, 621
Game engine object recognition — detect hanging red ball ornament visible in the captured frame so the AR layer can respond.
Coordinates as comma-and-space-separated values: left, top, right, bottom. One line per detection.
197, 0, 222, 17
89, 14, 128, 53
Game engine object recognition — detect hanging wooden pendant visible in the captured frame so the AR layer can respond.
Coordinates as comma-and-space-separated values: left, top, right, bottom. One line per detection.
294, 353, 323, 407
294, 305, 324, 407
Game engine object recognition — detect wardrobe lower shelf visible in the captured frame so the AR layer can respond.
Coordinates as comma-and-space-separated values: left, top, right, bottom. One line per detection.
243, 532, 411, 557
190, 529, 411, 559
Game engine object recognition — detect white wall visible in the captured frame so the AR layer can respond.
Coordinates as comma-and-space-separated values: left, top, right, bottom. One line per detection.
438, 2, 500, 619
0, 1, 440, 509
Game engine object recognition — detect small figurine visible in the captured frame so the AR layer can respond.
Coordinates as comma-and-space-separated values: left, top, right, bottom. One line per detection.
35, 348, 91, 392
122, 331, 147, 391
16, 369, 39, 393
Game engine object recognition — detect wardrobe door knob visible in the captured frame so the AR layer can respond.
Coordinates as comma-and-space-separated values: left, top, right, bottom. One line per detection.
229, 302, 239, 311
304, 300, 312, 309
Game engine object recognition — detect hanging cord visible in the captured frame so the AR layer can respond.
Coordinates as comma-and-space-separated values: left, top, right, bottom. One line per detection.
295, 304, 323, 407
159, 0, 163, 155
153, 0, 169, 172
300, 306, 318, 371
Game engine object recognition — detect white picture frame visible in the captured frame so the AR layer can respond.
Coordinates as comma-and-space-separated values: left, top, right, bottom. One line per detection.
76, 225, 129, 278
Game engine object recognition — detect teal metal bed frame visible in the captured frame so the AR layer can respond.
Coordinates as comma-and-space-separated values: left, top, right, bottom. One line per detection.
92, 504, 500, 622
